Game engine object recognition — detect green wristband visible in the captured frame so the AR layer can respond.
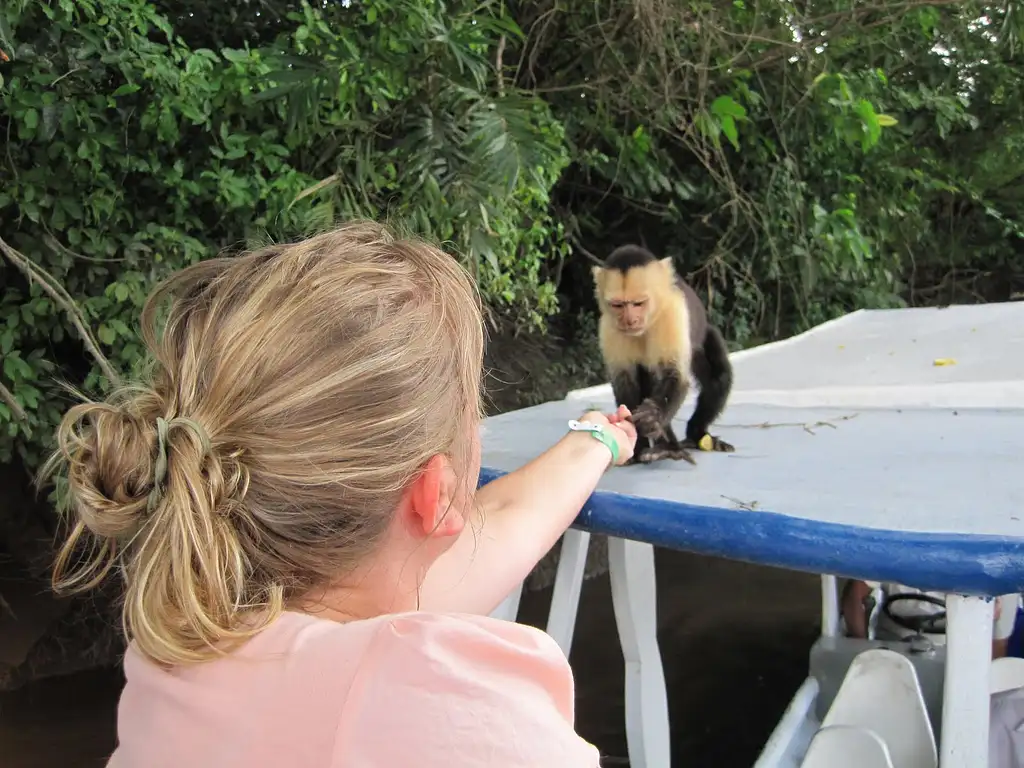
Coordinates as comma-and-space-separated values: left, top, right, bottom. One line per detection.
567, 419, 619, 466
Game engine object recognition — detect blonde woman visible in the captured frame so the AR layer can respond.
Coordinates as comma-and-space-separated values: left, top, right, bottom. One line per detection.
46, 221, 638, 767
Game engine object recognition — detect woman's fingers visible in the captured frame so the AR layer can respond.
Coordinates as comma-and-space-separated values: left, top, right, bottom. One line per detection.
615, 419, 638, 443
611, 422, 637, 464
604, 405, 632, 425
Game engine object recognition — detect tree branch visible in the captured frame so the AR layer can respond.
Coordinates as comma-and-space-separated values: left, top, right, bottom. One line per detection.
740, 0, 967, 71
567, 230, 605, 266
496, 34, 507, 96
0, 235, 122, 387
0, 380, 28, 423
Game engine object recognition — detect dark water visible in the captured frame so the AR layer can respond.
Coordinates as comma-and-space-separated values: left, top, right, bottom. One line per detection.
0, 548, 820, 768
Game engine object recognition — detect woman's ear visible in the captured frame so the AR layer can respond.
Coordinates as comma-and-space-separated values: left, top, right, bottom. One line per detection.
404, 455, 465, 539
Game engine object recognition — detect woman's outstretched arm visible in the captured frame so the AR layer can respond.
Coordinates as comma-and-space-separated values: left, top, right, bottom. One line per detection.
419, 408, 636, 615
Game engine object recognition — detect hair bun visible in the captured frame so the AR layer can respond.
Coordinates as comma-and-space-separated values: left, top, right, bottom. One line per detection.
55, 400, 158, 539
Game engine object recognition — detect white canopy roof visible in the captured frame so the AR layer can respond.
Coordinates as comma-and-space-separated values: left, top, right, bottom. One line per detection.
567, 302, 1024, 411
480, 302, 1024, 594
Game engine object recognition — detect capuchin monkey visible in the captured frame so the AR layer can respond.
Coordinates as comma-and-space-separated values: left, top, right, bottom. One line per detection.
592, 245, 735, 465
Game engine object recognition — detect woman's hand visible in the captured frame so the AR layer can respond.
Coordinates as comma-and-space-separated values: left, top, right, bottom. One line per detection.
576, 405, 638, 466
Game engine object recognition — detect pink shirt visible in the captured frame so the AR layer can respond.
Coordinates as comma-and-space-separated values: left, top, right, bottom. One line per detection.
109, 611, 601, 767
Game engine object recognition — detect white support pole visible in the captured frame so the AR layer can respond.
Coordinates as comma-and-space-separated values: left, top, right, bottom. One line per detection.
545, 529, 591, 657
608, 537, 671, 768
868, 584, 884, 640
821, 575, 840, 638
940, 593, 994, 768
754, 676, 820, 768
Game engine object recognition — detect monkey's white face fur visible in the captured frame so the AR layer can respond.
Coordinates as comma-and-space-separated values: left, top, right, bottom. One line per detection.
592, 261, 674, 336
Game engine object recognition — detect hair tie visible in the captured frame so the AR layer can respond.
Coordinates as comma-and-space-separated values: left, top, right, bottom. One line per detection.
146, 416, 212, 513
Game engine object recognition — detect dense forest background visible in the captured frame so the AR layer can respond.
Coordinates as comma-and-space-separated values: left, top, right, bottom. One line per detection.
1, 0, 1022, 684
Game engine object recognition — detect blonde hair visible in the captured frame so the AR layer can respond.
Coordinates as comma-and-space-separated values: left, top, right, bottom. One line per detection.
42, 221, 485, 666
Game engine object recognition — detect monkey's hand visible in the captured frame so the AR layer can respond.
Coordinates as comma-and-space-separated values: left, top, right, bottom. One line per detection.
630, 400, 665, 440
682, 434, 735, 453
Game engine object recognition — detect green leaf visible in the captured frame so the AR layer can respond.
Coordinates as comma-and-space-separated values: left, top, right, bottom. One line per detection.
694, 111, 720, 141
21, 199, 40, 222
40, 104, 59, 141
3, 353, 33, 382
876, 114, 899, 127
23, 108, 39, 131
710, 95, 747, 121
20, 386, 39, 408
97, 324, 116, 345
855, 99, 877, 121
111, 83, 140, 97
114, 283, 129, 302
720, 115, 740, 151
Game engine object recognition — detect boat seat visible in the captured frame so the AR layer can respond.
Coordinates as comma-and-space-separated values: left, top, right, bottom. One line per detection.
801, 648, 937, 768
801, 724, 894, 768
991, 656, 1024, 694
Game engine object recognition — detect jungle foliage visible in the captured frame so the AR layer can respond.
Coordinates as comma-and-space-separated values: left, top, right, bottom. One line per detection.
1, 0, 1022, 546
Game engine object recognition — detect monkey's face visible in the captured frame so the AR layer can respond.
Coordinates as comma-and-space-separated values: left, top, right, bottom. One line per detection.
608, 296, 653, 335
594, 267, 656, 335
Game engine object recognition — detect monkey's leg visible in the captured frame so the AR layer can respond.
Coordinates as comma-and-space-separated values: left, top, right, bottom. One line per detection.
637, 446, 695, 465
635, 425, 695, 465
683, 325, 735, 453
659, 424, 696, 464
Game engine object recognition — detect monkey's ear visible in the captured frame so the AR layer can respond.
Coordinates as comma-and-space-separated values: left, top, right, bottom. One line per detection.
659, 257, 676, 276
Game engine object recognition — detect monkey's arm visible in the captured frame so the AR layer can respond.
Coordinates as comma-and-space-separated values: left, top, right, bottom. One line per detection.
630, 365, 696, 465
609, 367, 643, 411
632, 364, 687, 436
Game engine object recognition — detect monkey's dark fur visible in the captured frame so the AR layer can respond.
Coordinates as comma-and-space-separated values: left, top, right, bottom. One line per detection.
593, 245, 734, 464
